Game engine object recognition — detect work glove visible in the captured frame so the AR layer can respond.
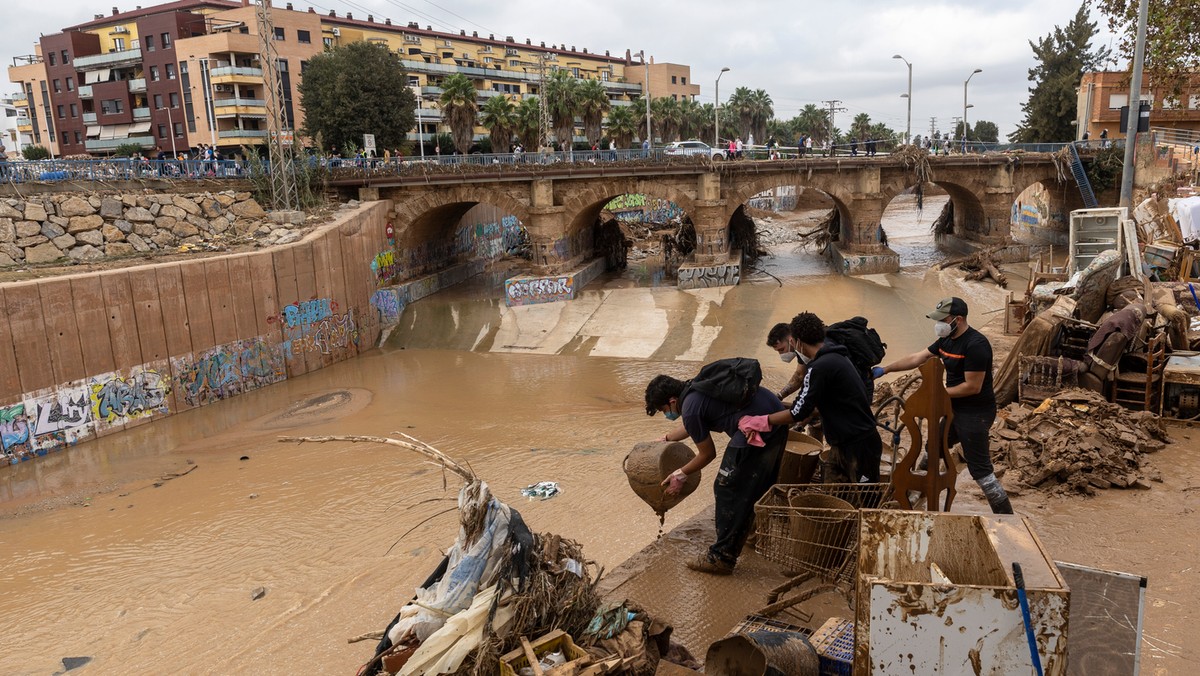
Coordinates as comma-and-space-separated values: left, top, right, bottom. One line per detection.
871, 366, 886, 379
661, 469, 688, 495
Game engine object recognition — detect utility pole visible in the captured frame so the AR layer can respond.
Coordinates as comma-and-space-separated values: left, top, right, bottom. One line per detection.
929, 117, 937, 140
640, 50, 651, 146
255, 0, 297, 210
1118, 0, 1150, 208
536, 53, 550, 151
821, 99, 846, 151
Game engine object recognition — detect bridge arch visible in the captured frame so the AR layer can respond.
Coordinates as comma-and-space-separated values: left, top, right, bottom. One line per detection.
724, 174, 854, 243
561, 178, 697, 235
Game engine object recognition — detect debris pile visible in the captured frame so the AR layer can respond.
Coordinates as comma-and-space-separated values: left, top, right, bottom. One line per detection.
992, 389, 1169, 495
935, 245, 1008, 287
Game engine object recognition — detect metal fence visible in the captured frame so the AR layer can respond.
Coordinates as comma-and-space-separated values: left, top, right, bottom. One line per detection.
0, 158, 250, 183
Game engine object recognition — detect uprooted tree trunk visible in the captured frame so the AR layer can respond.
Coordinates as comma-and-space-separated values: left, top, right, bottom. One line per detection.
729, 205, 763, 264
936, 245, 1008, 287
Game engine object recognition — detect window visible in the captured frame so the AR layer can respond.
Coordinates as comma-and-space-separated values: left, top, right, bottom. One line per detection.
62, 131, 69, 145
572, 67, 580, 77
277, 59, 288, 72
672, 94, 678, 101
4, 109, 16, 117
509, 59, 521, 66
145, 34, 154, 51
65, 76, 74, 91
491, 83, 520, 94
114, 37, 125, 51
69, 103, 77, 117
300, 60, 308, 74
179, 61, 187, 75
157, 124, 167, 139
600, 70, 609, 82
150, 65, 160, 81
1109, 93, 1128, 110
169, 92, 179, 108
161, 32, 171, 48
153, 93, 163, 108
173, 122, 183, 137
53, 79, 61, 93
101, 98, 123, 114
681, 77, 686, 85
483, 57, 492, 64
1190, 94, 1200, 110
166, 64, 176, 80
274, 27, 285, 41
48, 53, 56, 66
323, 37, 333, 48
671, 75, 677, 84
408, 75, 419, 86
73, 130, 81, 143
298, 30, 311, 44
56, 104, 65, 119
61, 50, 69, 64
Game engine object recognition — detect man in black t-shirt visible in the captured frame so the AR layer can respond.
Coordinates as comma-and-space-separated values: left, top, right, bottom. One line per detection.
644, 372, 788, 575
877, 297, 1013, 514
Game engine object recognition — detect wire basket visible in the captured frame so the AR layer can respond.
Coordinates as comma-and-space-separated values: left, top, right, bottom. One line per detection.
754, 483, 892, 586
727, 614, 811, 638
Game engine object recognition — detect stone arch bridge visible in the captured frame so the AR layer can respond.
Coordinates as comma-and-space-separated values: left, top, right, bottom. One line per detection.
339, 154, 1084, 277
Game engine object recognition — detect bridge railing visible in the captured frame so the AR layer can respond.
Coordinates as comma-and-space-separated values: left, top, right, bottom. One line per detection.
0, 158, 251, 183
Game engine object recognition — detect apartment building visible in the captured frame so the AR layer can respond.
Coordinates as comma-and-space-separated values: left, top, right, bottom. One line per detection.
1076, 71, 1200, 140
8, 0, 699, 155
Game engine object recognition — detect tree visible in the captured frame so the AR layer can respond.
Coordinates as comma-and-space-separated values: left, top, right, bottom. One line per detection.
298, 41, 415, 154
606, 104, 638, 149
973, 120, 1000, 143
727, 87, 754, 140
1097, 0, 1200, 96
112, 142, 146, 157
1010, 2, 1109, 143
515, 96, 541, 150
480, 95, 517, 154
21, 145, 49, 160
851, 113, 872, 140
543, 70, 580, 152
439, 73, 478, 154
749, 89, 774, 142
577, 78, 610, 148
651, 96, 683, 143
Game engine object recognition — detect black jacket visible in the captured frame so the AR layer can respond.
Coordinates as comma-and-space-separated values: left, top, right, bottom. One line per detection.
789, 343, 878, 446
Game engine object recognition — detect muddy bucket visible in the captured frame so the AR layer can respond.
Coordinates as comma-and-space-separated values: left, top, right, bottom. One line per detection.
785, 493, 855, 574
705, 631, 819, 676
779, 431, 821, 485
623, 441, 701, 516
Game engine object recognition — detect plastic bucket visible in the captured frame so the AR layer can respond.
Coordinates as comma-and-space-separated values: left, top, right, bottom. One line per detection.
705, 631, 820, 676
623, 441, 701, 516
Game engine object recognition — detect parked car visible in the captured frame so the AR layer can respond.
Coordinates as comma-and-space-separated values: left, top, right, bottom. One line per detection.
664, 140, 727, 160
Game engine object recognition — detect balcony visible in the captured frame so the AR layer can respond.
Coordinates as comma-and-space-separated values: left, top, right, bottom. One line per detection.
84, 135, 155, 152
78, 85, 94, 99
132, 107, 151, 121
16, 117, 32, 132
127, 78, 146, 93
73, 48, 143, 71
218, 129, 267, 140
213, 97, 265, 109
210, 66, 263, 84
83, 112, 98, 124
11, 92, 27, 105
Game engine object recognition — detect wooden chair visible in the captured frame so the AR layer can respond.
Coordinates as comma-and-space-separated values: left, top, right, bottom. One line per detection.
1110, 332, 1168, 412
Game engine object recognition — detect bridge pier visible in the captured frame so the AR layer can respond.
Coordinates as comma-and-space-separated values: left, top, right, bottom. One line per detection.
834, 194, 900, 275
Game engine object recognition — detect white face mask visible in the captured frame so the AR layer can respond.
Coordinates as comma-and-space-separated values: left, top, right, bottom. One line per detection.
798, 351, 812, 365
779, 351, 797, 364
933, 318, 956, 339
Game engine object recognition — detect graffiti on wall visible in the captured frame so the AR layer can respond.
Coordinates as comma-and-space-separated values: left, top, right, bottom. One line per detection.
280, 298, 334, 330
90, 365, 171, 428
172, 337, 287, 408
677, 263, 741, 289
605, 195, 684, 225
1, 403, 33, 464
371, 250, 400, 286
371, 288, 404, 326
505, 276, 575, 306
26, 384, 94, 453
275, 297, 359, 359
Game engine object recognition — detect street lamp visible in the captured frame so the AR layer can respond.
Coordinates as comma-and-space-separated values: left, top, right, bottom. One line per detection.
159, 106, 177, 157
892, 54, 911, 145
963, 68, 982, 153
639, 50, 651, 147
714, 67, 730, 148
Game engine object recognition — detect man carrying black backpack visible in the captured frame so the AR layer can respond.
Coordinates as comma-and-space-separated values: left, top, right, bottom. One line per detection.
644, 359, 787, 575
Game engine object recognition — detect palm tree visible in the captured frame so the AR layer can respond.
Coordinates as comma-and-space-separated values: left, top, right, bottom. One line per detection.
438, 73, 478, 154
543, 70, 580, 153
480, 95, 517, 154
577, 79, 610, 148
749, 89, 773, 143
652, 96, 684, 143
676, 98, 701, 140
797, 104, 830, 147
515, 96, 541, 150
606, 104, 638, 150
851, 113, 872, 141
727, 87, 754, 140
694, 102, 716, 144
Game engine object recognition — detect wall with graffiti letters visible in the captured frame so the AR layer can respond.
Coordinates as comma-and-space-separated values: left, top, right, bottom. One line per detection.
605, 194, 686, 226
676, 256, 743, 290
747, 186, 798, 212
391, 204, 526, 282
0, 201, 392, 465
504, 258, 605, 307
1010, 182, 1068, 245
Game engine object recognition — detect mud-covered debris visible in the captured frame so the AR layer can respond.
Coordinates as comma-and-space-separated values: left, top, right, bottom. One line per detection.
251, 586, 267, 600
993, 389, 1169, 495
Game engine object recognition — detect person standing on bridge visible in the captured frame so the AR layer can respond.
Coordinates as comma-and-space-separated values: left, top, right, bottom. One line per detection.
876, 297, 1014, 514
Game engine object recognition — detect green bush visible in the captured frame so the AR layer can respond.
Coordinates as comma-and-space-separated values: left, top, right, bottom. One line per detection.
21, 145, 49, 161
112, 143, 147, 157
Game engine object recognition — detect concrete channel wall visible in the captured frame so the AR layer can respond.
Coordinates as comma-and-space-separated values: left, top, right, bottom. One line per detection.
0, 201, 391, 464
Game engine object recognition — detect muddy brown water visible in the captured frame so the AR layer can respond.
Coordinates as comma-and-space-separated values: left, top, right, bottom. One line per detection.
1, 244, 1197, 673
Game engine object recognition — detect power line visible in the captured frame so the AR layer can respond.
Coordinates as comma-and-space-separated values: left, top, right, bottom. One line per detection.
421, 0, 498, 35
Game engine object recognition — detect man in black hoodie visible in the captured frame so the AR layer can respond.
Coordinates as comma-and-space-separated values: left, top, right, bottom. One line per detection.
744, 312, 882, 482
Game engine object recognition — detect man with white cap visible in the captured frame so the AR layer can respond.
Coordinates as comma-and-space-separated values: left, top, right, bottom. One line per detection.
875, 297, 1013, 514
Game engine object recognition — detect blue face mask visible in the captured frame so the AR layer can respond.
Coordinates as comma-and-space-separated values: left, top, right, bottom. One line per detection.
664, 410, 680, 421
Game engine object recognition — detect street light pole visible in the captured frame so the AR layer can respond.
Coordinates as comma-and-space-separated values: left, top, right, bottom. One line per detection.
417, 94, 425, 159
963, 68, 982, 153
715, 67, 730, 148
640, 50, 651, 146
1119, 0, 1150, 208
893, 54, 911, 145
162, 106, 177, 157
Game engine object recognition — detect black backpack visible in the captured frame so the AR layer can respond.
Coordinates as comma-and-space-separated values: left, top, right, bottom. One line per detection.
684, 357, 763, 408
826, 316, 887, 379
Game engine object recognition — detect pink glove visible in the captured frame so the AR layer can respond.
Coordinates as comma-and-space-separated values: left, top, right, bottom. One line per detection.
738, 414, 772, 447
661, 469, 688, 495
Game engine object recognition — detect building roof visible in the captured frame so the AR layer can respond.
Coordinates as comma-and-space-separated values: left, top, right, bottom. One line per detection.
64, 0, 240, 31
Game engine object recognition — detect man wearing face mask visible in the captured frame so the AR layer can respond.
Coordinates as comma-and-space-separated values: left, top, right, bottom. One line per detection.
643, 371, 787, 575
746, 313, 882, 483
875, 297, 1013, 514
767, 323, 805, 401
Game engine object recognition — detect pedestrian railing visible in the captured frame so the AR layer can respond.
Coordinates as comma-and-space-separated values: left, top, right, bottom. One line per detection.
0, 158, 250, 183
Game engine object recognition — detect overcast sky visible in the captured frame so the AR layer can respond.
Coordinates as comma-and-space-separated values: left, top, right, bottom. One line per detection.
5, 0, 1125, 139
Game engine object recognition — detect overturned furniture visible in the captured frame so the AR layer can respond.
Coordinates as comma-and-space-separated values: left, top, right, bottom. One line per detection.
854, 510, 1069, 675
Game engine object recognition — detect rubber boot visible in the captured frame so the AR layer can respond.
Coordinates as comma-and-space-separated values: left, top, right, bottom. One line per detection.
977, 473, 1013, 515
